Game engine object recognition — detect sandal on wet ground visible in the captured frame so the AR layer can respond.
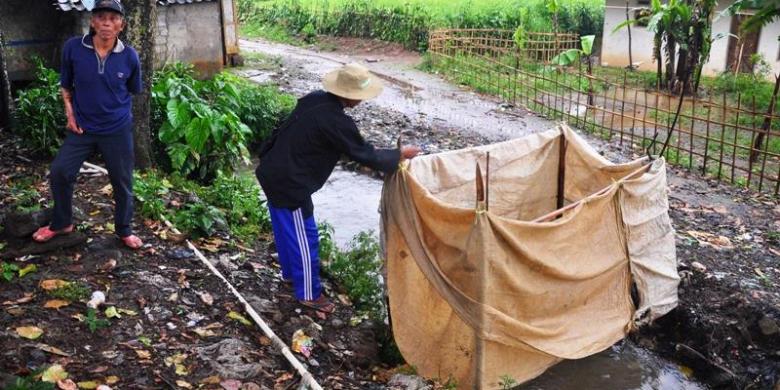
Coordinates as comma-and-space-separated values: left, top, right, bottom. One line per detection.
299, 295, 336, 314
120, 235, 144, 250
32, 225, 74, 243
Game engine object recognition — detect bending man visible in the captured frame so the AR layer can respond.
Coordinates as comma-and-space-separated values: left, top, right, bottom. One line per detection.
256, 63, 420, 312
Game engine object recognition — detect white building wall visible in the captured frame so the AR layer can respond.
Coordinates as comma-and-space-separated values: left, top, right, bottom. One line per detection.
756, 20, 780, 76
602, 0, 657, 71
602, 0, 777, 78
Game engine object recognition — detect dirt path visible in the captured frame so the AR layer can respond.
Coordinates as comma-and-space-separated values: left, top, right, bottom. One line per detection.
239, 37, 780, 389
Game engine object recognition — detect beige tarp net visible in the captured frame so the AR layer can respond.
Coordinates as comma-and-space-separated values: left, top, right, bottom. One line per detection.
380, 125, 679, 389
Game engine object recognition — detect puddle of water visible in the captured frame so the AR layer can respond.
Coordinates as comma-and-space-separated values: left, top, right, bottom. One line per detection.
522, 342, 705, 389
313, 167, 706, 390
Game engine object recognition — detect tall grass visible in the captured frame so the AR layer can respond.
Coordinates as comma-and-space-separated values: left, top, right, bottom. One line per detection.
238, 0, 604, 50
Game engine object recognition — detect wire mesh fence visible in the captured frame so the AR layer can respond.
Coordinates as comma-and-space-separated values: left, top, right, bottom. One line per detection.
428, 29, 780, 195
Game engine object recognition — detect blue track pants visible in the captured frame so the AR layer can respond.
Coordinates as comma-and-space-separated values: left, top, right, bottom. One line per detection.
268, 205, 321, 301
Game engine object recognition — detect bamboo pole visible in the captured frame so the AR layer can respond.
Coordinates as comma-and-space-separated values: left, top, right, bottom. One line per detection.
534, 162, 653, 223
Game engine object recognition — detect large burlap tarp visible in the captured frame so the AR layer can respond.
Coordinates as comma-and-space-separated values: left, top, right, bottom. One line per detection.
380, 125, 679, 389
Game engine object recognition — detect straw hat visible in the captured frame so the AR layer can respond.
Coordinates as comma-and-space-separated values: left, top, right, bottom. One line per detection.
323, 63, 384, 101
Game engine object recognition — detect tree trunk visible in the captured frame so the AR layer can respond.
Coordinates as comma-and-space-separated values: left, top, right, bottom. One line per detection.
0, 29, 12, 131
121, 0, 157, 169
655, 35, 663, 89
665, 34, 676, 91
675, 47, 689, 93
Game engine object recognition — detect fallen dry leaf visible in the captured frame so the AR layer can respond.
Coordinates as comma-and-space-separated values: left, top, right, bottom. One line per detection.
99, 184, 113, 196
117, 308, 138, 316
99, 259, 117, 272
3, 292, 34, 305
57, 379, 77, 390
686, 230, 735, 250
164, 353, 187, 367
44, 300, 71, 309
76, 381, 99, 389
193, 327, 218, 337
175, 363, 188, 376
104, 306, 121, 319
135, 350, 152, 359
18, 264, 38, 277
41, 364, 68, 382
35, 343, 70, 357
16, 326, 44, 340
40, 279, 70, 291
220, 379, 241, 390
227, 311, 252, 326
104, 375, 119, 385
199, 292, 214, 306
275, 373, 294, 384
201, 376, 221, 385
176, 380, 192, 389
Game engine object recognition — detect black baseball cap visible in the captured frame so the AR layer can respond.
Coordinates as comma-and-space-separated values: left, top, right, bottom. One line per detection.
93, 0, 125, 16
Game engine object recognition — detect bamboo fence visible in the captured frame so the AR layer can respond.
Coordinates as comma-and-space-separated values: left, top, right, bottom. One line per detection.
428, 29, 780, 195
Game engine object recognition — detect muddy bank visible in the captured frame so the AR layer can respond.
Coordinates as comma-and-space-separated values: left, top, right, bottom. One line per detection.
240, 36, 780, 388
0, 133, 391, 389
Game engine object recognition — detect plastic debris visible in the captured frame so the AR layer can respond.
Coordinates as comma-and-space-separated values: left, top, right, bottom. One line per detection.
86, 291, 106, 309
291, 329, 313, 358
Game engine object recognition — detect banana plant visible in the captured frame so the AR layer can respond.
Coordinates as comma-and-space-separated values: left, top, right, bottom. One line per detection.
551, 35, 596, 104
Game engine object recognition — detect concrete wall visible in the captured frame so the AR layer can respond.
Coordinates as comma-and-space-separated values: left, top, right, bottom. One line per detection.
0, 0, 81, 81
602, 0, 778, 78
155, 2, 225, 77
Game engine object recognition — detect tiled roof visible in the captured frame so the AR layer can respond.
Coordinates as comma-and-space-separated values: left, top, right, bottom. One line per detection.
55, 0, 215, 12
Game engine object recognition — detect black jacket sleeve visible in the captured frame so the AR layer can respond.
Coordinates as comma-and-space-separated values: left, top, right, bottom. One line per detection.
320, 114, 401, 174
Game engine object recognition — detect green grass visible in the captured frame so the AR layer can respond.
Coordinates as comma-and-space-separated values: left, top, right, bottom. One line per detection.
238, 0, 604, 50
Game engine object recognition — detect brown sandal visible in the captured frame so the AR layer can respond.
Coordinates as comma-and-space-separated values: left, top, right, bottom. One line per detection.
32, 225, 74, 243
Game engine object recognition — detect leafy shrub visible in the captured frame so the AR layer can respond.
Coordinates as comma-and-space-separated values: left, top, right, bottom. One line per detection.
133, 171, 172, 220
321, 230, 386, 320
173, 202, 228, 239
203, 174, 272, 240
152, 64, 294, 182
134, 170, 272, 241
7, 177, 44, 213
152, 65, 252, 182
13, 59, 65, 156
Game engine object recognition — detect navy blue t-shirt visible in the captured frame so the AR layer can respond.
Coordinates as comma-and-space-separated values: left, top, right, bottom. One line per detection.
60, 34, 142, 134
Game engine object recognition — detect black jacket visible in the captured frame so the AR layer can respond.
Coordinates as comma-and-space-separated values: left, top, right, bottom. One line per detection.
255, 91, 400, 217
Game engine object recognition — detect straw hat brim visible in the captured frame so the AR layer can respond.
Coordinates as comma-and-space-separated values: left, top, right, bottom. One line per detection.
322, 69, 384, 101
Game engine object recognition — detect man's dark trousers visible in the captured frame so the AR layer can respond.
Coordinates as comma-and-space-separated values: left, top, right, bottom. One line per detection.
49, 124, 135, 237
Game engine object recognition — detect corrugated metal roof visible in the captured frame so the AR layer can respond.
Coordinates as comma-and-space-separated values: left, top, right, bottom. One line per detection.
55, 0, 215, 12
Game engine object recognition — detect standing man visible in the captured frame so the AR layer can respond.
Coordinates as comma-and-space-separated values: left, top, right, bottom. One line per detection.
256, 63, 420, 313
32, 0, 143, 249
